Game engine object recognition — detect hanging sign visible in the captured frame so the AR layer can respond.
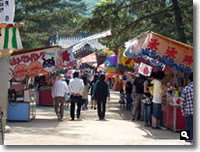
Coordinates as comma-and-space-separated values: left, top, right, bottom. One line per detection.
0, 0, 15, 24
138, 62, 152, 77
62, 48, 75, 68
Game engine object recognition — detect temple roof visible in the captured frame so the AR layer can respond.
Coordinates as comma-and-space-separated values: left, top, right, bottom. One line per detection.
53, 34, 106, 57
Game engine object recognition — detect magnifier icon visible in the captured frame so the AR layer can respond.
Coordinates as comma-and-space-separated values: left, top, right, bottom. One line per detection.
181, 131, 189, 139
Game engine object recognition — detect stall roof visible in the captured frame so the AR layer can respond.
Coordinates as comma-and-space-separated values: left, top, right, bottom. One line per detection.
11, 46, 60, 56
0, 24, 23, 50
124, 31, 193, 74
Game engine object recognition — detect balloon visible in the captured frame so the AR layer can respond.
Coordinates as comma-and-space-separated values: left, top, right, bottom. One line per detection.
109, 55, 117, 65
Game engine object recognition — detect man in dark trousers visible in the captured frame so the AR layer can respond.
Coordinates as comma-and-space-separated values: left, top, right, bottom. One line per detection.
93, 74, 110, 120
69, 71, 84, 120
181, 72, 193, 142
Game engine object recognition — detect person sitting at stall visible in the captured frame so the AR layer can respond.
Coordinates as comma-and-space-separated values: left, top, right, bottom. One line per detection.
52, 74, 69, 121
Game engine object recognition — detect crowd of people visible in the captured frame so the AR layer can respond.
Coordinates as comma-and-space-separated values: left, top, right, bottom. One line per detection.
51, 69, 193, 142
51, 70, 110, 121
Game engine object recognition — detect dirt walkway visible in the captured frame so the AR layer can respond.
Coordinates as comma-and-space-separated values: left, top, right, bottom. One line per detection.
4, 90, 190, 145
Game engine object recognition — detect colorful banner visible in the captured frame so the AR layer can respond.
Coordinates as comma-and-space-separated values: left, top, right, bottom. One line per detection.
0, 0, 15, 24
0, 27, 23, 49
10, 47, 74, 80
124, 31, 193, 75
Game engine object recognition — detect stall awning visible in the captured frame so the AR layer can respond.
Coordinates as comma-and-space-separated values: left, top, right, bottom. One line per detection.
124, 31, 193, 74
79, 53, 97, 64
0, 25, 23, 50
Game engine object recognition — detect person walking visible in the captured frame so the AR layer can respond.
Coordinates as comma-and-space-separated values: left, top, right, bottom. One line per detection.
52, 74, 69, 121
90, 75, 99, 110
93, 74, 110, 120
81, 75, 90, 110
69, 71, 84, 120
180, 72, 193, 142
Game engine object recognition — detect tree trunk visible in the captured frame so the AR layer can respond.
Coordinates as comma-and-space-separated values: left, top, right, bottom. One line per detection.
172, 0, 186, 43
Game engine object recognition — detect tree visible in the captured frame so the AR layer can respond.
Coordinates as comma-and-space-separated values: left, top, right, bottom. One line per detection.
80, 0, 193, 49
15, 0, 87, 48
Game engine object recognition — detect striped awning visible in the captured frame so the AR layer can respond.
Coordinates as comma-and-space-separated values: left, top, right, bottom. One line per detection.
0, 27, 23, 50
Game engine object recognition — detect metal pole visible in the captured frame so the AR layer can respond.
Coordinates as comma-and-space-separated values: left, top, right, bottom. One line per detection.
0, 111, 4, 145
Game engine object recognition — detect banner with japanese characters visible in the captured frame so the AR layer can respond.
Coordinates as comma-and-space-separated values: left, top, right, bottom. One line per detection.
9, 47, 75, 81
10, 47, 59, 80
0, 0, 15, 24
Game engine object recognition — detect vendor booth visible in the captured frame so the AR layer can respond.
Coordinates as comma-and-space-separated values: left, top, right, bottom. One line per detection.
7, 46, 75, 121
124, 31, 193, 131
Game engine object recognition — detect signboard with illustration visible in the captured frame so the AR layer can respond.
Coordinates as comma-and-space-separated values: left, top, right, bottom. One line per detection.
10, 47, 75, 81
138, 62, 152, 77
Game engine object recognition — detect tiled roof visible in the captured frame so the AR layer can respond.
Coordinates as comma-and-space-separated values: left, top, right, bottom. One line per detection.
53, 34, 106, 53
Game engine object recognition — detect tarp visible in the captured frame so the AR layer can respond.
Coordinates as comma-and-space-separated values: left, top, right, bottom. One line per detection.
124, 31, 193, 75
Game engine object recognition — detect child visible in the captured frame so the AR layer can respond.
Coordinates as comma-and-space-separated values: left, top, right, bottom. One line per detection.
119, 89, 125, 109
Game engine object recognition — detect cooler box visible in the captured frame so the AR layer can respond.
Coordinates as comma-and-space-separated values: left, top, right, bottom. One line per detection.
7, 102, 30, 121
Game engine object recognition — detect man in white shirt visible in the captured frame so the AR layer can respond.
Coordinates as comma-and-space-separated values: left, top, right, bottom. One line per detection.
52, 74, 69, 121
68, 71, 84, 120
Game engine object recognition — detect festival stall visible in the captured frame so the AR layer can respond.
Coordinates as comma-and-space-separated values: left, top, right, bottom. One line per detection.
124, 31, 193, 131
10, 46, 74, 105
7, 46, 75, 121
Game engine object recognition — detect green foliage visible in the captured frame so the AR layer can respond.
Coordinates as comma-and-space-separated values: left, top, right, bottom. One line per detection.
15, 0, 87, 48
81, 0, 193, 49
